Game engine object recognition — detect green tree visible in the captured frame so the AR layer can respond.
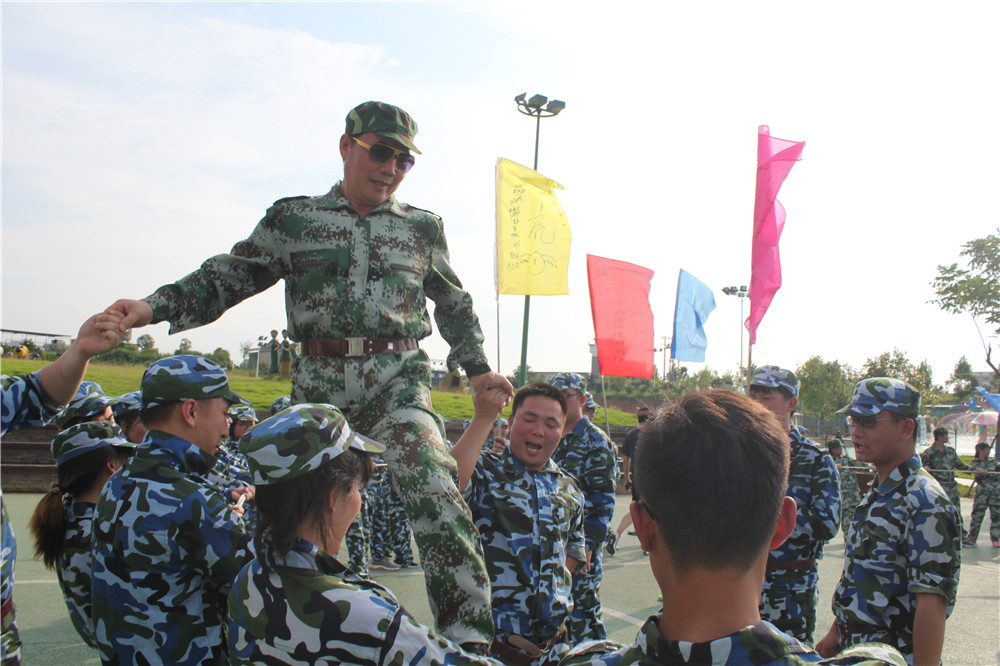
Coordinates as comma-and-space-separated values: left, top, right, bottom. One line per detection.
206, 347, 234, 370
176, 338, 194, 354
947, 356, 978, 399
136, 334, 157, 353
859, 349, 943, 406
796, 356, 854, 420
932, 228, 1000, 336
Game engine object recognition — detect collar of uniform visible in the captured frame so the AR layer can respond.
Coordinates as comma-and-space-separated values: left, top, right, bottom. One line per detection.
873, 454, 920, 497
501, 446, 560, 475
569, 415, 591, 436
325, 181, 407, 218
143, 429, 217, 475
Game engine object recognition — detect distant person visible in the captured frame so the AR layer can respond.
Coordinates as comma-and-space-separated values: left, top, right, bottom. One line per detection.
268, 329, 280, 375
368, 454, 418, 570
920, 427, 970, 538
817, 379, 960, 665
607, 405, 651, 555
964, 441, 1000, 548
827, 438, 865, 534
229, 403, 501, 664
550, 390, 905, 666
749, 366, 840, 643
29, 423, 135, 649
279, 329, 294, 378
550, 373, 618, 642
112, 391, 148, 444
90, 355, 252, 664
1, 310, 124, 665
451, 382, 585, 662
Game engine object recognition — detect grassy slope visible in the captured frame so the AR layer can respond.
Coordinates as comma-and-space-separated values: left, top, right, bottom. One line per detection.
1, 359, 636, 425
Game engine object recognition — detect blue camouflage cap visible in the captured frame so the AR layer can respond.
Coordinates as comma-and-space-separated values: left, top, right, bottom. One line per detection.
140, 355, 247, 409
750, 365, 800, 398
584, 392, 599, 410
55, 381, 117, 429
550, 373, 586, 393
841, 377, 920, 417
228, 404, 259, 424
51, 421, 135, 468
241, 403, 385, 485
113, 391, 143, 419
270, 395, 291, 415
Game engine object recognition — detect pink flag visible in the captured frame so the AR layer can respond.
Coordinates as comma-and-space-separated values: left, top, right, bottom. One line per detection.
587, 254, 655, 378
746, 125, 805, 344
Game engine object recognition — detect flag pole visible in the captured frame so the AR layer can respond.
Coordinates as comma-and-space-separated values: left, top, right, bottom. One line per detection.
600, 374, 611, 434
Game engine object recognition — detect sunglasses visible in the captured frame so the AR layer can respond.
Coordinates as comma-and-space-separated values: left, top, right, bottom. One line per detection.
351, 137, 415, 173
846, 415, 898, 429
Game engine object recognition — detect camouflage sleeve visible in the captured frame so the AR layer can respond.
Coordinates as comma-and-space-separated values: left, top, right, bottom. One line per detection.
144, 209, 284, 334
173, 487, 252, 595
1, 371, 65, 435
422, 219, 490, 376
808, 451, 842, 543
566, 488, 587, 562
832, 642, 908, 665
951, 450, 971, 471
579, 436, 618, 552
382, 607, 504, 665
905, 484, 960, 605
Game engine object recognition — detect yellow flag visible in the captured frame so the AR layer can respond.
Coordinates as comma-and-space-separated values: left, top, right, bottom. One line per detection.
495, 158, 571, 295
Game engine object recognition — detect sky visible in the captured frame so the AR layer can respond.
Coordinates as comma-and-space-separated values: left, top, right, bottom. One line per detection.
3, 2, 998, 388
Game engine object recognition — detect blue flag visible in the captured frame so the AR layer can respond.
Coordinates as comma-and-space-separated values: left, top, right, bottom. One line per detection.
976, 386, 1000, 413
671, 269, 717, 362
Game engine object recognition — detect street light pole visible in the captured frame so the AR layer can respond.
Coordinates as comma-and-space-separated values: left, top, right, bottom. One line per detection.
721, 285, 749, 389
513, 93, 565, 387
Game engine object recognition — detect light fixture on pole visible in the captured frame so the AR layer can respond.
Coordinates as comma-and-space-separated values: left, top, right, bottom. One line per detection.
721, 285, 749, 388
513, 92, 565, 387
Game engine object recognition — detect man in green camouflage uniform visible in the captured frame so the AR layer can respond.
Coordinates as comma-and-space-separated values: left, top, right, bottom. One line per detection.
827, 439, 865, 536
91, 355, 252, 665
965, 441, 1000, 547
108, 100, 513, 647
817, 379, 961, 666
920, 427, 970, 537
545, 390, 905, 666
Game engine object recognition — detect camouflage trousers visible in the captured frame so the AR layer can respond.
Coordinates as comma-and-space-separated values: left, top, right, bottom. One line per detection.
346, 490, 372, 576
1, 499, 21, 666
760, 566, 818, 644
565, 550, 607, 643
968, 489, 1000, 541
293, 349, 492, 645
942, 482, 965, 536
369, 464, 416, 564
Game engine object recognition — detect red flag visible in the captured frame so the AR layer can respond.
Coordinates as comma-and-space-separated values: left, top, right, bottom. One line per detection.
587, 255, 655, 378
746, 125, 805, 344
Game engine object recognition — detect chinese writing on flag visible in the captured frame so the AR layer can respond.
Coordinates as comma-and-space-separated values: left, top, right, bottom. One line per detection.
495, 158, 571, 295
587, 254, 655, 378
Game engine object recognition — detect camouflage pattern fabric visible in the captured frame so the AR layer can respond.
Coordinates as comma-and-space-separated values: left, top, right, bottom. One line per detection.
345, 487, 372, 577
919, 444, 969, 536
761, 427, 841, 643
345, 100, 421, 153
91, 430, 252, 665
200, 441, 256, 530
227, 536, 501, 664
543, 615, 906, 665
140, 354, 245, 409
57, 498, 99, 649
840, 378, 919, 418
463, 449, 585, 645
1, 499, 19, 666
552, 417, 618, 643
831, 455, 960, 661
142, 184, 493, 643
750, 365, 801, 397
54, 381, 117, 429
369, 457, 416, 565
968, 458, 1000, 541
836, 454, 866, 535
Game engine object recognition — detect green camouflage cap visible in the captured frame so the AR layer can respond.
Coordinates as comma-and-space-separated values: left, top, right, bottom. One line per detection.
55, 381, 118, 429
550, 373, 586, 393
841, 377, 920, 417
827, 438, 844, 451
270, 395, 291, 415
51, 421, 135, 468
228, 404, 259, 424
241, 403, 385, 486
140, 354, 247, 409
750, 365, 800, 398
344, 101, 421, 154
113, 391, 143, 419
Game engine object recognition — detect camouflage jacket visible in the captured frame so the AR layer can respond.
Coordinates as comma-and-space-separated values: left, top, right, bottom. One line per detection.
545, 615, 906, 665
919, 445, 969, 490
970, 458, 1000, 496
91, 430, 252, 665
464, 450, 586, 642
59, 498, 99, 649
552, 417, 618, 552
143, 183, 490, 376
2, 371, 64, 436
769, 427, 841, 563
228, 536, 502, 665
832, 455, 960, 639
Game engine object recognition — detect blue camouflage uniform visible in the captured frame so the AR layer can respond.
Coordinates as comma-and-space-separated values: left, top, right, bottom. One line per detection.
91, 430, 252, 664
463, 448, 586, 652
58, 498, 100, 649
368, 456, 417, 567
544, 615, 906, 665
2, 371, 66, 664
761, 426, 841, 643
551, 416, 618, 643
831, 455, 960, 662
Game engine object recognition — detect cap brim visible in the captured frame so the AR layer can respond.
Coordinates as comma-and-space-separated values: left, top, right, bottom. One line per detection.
348, 431, 386, 454
377, 131, 421, 155
225, 391, 251, 406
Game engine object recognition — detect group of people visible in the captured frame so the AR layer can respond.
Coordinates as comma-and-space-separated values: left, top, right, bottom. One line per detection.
0, 97, 987, 665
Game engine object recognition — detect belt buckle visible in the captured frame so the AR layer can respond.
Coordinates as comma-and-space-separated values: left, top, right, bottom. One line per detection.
346, 337, 365, 357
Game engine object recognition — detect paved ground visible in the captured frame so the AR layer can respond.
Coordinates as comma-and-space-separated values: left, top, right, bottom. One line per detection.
5, 492, 998, 664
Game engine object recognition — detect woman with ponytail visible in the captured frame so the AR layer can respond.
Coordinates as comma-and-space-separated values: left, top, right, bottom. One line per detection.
29, 422, 135, 649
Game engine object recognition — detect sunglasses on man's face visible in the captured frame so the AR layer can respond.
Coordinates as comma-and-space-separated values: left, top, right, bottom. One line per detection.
351, 136, 415, 173
846, 414, 897, 429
